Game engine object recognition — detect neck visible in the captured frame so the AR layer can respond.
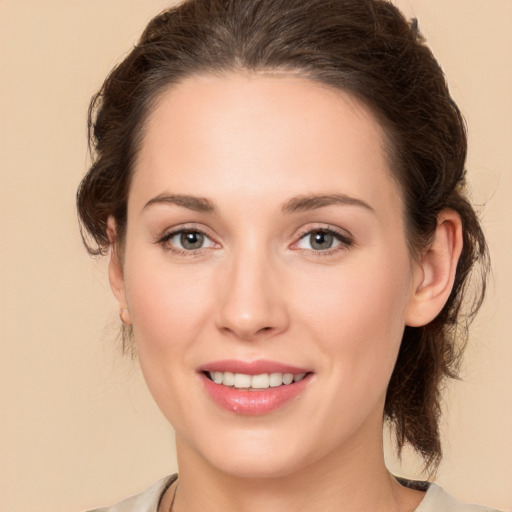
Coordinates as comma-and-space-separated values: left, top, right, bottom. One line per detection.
171, 428, 424, 512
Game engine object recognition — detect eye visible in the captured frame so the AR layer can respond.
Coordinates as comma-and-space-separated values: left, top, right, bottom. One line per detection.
294, 229, 353, 252
159, 229, 217, 252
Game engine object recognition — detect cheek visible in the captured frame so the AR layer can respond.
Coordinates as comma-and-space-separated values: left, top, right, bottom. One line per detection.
121, 254, 218, 428
123, 251, 215, 362
295, 251, 412, 377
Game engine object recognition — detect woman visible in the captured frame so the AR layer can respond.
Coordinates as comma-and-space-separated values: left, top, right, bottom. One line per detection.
77, 0, 497, 510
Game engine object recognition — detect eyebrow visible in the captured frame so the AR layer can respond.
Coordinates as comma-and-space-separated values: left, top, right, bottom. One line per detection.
142, 192, 374, 215
143, 193, 216, 212
281, 193, 375, 214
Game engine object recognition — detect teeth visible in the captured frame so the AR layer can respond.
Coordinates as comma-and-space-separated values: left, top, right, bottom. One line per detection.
207, 371, 307, 389
233, 373, 251, 388
269, 373, 283, 387
223, 372, 234, 386
282, 373, 294, 385
251, 373, 269, 389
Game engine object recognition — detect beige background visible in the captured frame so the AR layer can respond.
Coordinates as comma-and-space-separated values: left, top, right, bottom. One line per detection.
0, 1, 511, 511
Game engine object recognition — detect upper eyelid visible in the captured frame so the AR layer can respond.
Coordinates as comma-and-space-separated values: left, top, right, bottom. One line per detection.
290, 227, 355, 254
155, 223, 354, 248
294, 224, 354, 242
157, 228, 218, 254
157, 223, 215, 241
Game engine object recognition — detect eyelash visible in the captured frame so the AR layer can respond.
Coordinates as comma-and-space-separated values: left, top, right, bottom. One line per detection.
156, 225, 354, 257
156, 225, 217, 256
292, 226, 354, 257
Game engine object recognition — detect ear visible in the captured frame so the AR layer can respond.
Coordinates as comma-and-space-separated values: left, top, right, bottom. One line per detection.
405, 210, 463, 327
107, 216, 131, 326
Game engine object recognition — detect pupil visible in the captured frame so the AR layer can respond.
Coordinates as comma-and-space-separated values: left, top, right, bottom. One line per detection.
181, 231, 204, 249
311, 231, 333, 250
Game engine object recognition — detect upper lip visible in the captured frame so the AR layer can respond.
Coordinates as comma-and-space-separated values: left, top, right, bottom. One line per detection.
200, 359, 311, 375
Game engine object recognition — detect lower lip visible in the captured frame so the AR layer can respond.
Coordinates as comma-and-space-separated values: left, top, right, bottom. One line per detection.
200, 373, 312, 415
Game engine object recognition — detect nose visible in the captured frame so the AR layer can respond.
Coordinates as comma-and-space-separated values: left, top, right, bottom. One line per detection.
215, 247, 289, 341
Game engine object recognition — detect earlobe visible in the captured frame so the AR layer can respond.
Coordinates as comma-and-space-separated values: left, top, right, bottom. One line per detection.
107, 216, 131, 325
405, 210, 463, 327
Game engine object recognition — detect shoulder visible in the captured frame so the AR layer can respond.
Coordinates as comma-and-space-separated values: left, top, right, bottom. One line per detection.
85, 474, 177, 512
416, 483, 504, 512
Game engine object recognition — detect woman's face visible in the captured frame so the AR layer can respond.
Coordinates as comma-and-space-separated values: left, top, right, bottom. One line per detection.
112, 72, 422, 478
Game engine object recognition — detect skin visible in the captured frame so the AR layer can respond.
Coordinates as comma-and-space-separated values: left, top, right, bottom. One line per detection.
109, 72, 462, 512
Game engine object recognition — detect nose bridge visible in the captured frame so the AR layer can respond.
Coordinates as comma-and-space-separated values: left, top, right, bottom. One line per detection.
216, 241, 287, 340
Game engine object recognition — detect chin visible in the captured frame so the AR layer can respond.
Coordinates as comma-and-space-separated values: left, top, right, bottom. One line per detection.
179, 425, 316, 480
207, 450, 309, 480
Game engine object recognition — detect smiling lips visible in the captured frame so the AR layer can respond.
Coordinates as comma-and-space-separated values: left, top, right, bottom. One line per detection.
207, 371, 307, 389
200, 360, 312, 415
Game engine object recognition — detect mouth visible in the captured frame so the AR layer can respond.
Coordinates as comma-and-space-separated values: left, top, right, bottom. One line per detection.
203, 370, 308, 390
199, 360, 313, 415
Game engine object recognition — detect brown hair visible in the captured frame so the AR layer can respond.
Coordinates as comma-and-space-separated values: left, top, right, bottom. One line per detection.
77, 0, 489, 472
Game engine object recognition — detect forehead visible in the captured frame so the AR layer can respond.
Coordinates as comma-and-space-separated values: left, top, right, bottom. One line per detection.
131, 72, 402, 218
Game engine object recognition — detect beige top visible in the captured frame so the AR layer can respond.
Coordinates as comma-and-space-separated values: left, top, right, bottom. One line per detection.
86, 474, 503, 512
